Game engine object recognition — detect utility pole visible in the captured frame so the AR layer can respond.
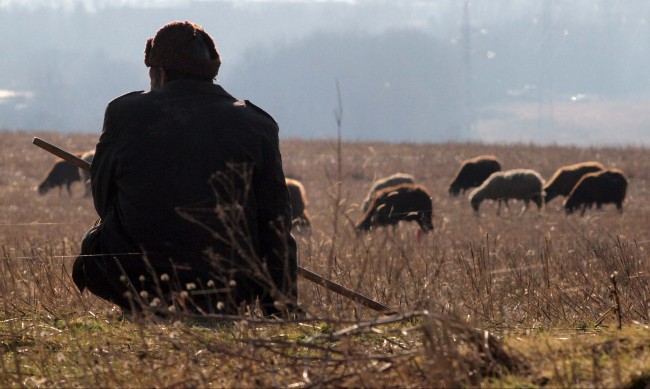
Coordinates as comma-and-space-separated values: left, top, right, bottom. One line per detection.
460, 1, 475, 138
538, 0, 554, 130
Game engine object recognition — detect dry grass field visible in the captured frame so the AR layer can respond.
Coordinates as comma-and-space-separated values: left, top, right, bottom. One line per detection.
1, 130, 650, 387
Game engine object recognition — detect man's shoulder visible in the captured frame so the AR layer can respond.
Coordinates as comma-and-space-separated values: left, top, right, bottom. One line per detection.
239, 99, 277, 125
107, 90, 147, 108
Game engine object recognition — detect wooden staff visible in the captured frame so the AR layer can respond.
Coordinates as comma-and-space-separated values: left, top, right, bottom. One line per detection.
33, 137, 397, 315
297, 267, 396, 315
33, 138, 90, 170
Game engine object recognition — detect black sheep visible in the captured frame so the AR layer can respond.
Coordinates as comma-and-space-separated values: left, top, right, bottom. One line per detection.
448, 155, 502, 196
543, 161, 605, 204
564, 169, 628, 216
361, 173, 415, 212
356, 183, 433, 233
37, 159, 82, 196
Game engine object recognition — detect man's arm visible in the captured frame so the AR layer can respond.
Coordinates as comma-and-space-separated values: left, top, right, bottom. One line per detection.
255, 127, 298, 304
91, 104, 119, 219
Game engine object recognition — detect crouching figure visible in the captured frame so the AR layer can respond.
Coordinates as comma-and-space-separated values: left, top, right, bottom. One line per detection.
73, 21, 298, 318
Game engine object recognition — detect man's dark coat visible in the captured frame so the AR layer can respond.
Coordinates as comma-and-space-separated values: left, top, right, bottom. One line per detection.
76, 79, 297, 314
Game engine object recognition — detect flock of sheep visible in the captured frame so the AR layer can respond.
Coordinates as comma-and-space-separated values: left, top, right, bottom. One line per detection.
324, 155, 626, 233
453, 156, 627, 217
37, 151, 628, 236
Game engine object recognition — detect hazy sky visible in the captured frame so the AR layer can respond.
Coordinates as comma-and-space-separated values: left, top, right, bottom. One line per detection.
1, 0, 649, 145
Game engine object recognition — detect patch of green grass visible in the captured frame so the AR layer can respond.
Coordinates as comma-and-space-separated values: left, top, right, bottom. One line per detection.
499, 325, 650, 388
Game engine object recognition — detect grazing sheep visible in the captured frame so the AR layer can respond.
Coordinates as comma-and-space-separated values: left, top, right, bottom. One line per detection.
37, 158, 81, 196
564, 169, 628, 216
468, 169, 545, 216
362, 173, 415, 212
286, 178, 311, 228
448, 155, 502, 196
543, 161, 605, 203
79, 150, 95, 197
356, 183, 433, 234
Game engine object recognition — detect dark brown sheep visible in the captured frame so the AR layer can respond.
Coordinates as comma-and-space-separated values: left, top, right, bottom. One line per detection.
361, 173, 415, 212
564, 169, 628, 216
37, 158, 81, 196
356, 183, 433, 233
448, 155, 502, 196
286, 178, 311, 228
543, 161, 605, 203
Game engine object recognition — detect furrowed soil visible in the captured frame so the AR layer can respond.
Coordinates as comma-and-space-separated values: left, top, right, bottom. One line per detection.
1, 130, 649, 387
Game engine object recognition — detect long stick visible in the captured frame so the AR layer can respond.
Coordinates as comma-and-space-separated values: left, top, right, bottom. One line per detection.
298, 267, 396, 315
33, 138, 90, 171
32, 137, 397, 315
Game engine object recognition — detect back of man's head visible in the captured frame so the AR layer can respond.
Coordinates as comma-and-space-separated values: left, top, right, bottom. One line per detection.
144, 21, 220, 80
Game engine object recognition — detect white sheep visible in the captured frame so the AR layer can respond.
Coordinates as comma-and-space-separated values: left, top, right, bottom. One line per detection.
79, 150, 95, 197
285, 177, 311, 228
468, 169, 545, 216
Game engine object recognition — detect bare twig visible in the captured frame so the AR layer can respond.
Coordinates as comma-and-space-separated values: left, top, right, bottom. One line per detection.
610, 271, 622, 330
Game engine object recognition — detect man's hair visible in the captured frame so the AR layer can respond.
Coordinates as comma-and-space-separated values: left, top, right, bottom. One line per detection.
164, 33, 214, 82
145, 21, 220, 81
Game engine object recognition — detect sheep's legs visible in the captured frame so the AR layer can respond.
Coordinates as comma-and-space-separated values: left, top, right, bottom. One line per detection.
416, 228, 425, 244
518, 200, 529, 217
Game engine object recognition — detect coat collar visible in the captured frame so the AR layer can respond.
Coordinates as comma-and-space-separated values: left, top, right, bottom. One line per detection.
158, 79, 232, 98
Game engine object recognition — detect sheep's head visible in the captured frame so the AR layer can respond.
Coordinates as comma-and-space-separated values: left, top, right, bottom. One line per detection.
563, 199, 576, 214
470, 196, 481, 212
354, 218, 372, 233
418, 212, 434, 233
448, 184, 461, 197
37, 181, 50, 194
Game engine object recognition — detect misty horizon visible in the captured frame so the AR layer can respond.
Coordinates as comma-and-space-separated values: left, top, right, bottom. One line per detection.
1, 0, 649, 145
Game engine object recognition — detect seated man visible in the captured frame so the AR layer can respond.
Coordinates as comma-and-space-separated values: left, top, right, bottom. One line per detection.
73, 21, 297, 318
